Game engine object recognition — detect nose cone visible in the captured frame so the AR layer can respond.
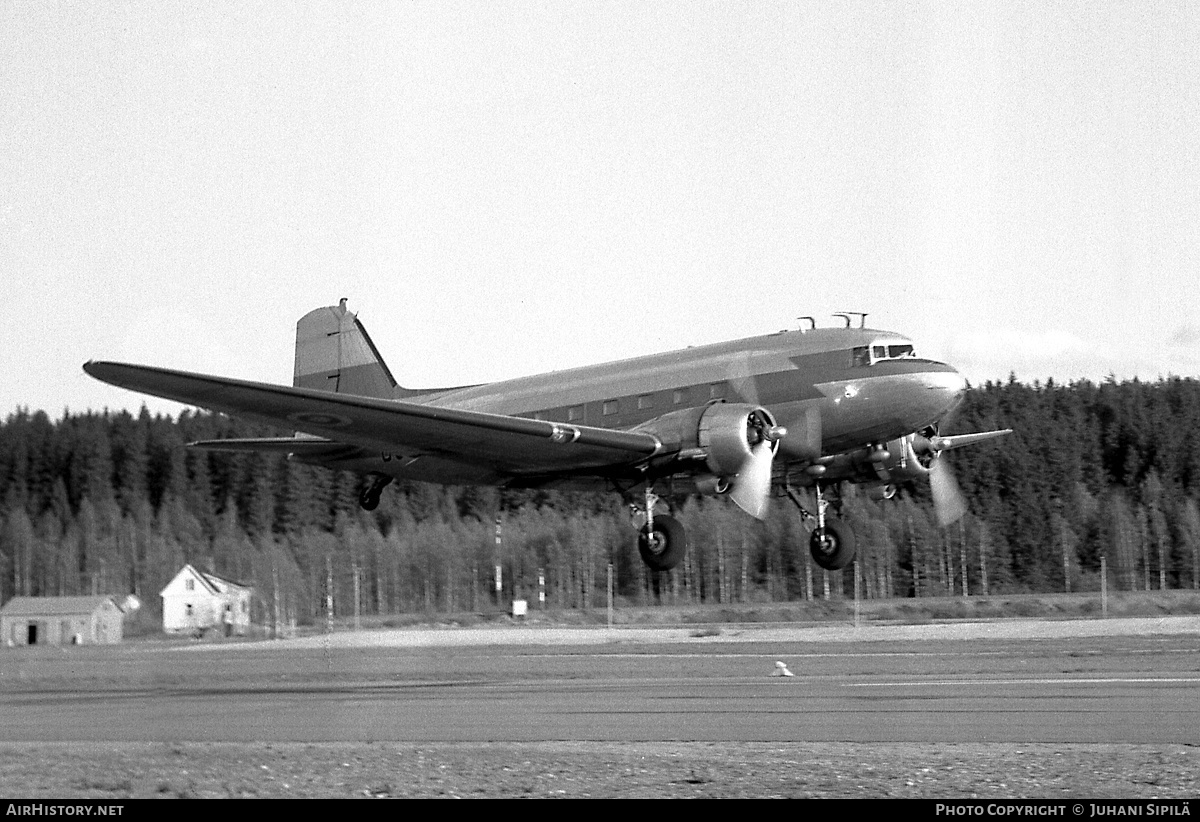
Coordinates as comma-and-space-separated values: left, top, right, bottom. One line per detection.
923, 368, 968, 419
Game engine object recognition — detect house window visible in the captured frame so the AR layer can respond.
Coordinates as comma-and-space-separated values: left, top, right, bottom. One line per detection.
185, 579, 194, 591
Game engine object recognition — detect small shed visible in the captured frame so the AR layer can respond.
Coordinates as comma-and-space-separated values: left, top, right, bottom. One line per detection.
0, 596, 124, 646
160, 564, 253, 637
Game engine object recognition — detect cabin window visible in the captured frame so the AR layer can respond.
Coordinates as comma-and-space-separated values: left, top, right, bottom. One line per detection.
888, 344, 914, 358
709, 382, 728, 399
637, 394, 653, 410
672, 389, 687, 405
603, 400, 619, 416
852, 346, 870, 367
567, 406, 583, 421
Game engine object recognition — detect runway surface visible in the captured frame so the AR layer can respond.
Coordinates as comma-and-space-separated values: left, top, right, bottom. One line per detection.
2, 618, 1199, 746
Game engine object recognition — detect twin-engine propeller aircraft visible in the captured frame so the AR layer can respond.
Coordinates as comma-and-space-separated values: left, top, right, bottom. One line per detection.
84, 301, 1010, 573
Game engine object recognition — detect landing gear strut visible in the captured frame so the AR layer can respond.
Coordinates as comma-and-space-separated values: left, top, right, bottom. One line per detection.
630, 484, 686, 572
786, 480, 856, 571
359, 474, 393, 511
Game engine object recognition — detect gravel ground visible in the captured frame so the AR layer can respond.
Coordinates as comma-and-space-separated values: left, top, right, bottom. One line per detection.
1, 740, 1197, 799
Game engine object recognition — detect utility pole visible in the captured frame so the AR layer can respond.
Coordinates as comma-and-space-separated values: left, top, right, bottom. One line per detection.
272, 559, 281, 640
494, 515, 503, 607
325, 555, 334, 634
607, 562, 614, 629
353, 562, 361, 631
960, 520, 969, 597
1101, 554, 1108, 618
853, 561, 861, 629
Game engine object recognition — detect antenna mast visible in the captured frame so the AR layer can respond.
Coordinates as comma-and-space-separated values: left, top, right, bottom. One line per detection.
833, 312, 869, 329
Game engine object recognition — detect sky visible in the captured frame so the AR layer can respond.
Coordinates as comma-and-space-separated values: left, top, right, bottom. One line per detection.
3, 1, 1199, 420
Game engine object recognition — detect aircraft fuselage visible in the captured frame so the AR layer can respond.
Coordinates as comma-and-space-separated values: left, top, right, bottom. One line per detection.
356, 326, 967, 489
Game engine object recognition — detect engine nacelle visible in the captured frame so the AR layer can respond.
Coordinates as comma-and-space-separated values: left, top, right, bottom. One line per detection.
635, 402, 780, 488
867, 435, 935, 483
816, 433, 937, 485
698, 402, 779, 477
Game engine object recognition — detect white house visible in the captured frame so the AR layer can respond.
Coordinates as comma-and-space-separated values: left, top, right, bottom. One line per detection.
160, 565, 253, 637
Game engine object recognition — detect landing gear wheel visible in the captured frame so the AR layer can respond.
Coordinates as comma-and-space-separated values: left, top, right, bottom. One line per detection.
638, 514, 687, 571
359, 487, 382, 511
359, 475, 393, 511
809, 518, 856, 570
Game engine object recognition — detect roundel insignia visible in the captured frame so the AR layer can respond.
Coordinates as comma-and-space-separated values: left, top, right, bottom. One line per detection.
287, 411, 354, 428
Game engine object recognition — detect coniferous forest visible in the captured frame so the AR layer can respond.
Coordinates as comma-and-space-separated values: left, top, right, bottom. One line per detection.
2, 376, 1200, 628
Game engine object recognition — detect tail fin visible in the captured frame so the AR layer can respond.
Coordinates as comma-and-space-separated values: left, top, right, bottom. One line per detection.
293, 299, 399, 399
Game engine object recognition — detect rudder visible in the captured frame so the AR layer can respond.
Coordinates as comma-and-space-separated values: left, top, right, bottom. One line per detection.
294, 299, 399, 398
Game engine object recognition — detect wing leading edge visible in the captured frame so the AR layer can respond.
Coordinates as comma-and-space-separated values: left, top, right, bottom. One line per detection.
83, 361, 663, 477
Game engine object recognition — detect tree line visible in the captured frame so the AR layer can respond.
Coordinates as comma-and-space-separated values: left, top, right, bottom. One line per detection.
2, 375, 1199, 625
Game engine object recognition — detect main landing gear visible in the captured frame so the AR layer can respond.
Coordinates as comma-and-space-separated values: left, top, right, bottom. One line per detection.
625, 480, 856, 574
630, 485, 686, 572
787, 481, 857, 571
359, 474, 393, 511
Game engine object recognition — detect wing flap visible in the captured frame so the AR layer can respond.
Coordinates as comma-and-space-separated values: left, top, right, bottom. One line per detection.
188, 437, 367, 459
84, 361, 663, 475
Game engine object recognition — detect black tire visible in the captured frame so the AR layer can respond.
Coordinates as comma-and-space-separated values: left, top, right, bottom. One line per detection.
809, 518, 857, 570
638, 514, 687, 571
359, 487, 381, 511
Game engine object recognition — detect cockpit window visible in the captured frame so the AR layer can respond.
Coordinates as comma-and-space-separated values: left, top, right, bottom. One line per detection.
851, 340, 917, 366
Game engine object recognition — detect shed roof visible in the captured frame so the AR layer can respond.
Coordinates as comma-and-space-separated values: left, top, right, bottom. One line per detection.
0, 596, 121, 617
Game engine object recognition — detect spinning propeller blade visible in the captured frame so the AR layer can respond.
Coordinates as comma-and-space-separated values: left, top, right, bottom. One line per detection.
730, 440, 774, 519
929, 455, 968, 526
916, 424, 1010, 527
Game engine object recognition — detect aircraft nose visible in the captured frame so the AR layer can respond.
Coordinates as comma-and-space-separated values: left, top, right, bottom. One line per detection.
924, 368, 968, 416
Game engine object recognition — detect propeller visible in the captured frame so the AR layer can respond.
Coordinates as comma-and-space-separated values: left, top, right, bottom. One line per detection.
725, 352, 777, 518
730, 439, 775, 519
729, 412, 786, 520
915, 427, 1012, 527
928, 455, 968, 526
727, 350, 760, 405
